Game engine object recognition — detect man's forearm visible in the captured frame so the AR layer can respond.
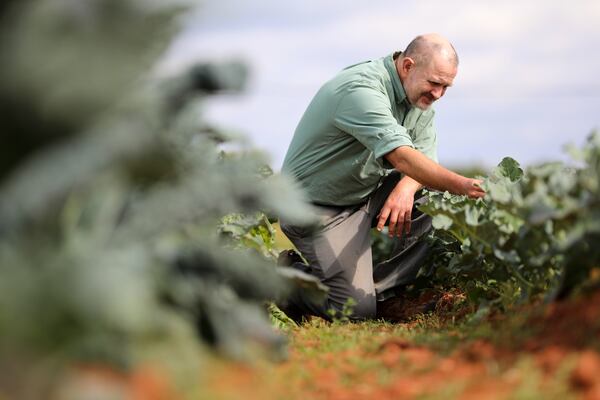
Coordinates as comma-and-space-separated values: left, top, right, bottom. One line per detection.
385, 146, 483, 197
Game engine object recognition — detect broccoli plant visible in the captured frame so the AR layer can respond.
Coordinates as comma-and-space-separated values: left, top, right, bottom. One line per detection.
419, 132, 600, 307
0, 1, 316, 396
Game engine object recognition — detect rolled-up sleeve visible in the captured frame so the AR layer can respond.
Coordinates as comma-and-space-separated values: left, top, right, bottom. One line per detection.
333, 83, 414, 161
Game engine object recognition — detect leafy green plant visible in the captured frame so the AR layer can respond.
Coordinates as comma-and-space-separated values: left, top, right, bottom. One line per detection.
218, 212, 280, 259
217, 210, 329, 327
0, 1, 316, 397
419, 132, 600, 307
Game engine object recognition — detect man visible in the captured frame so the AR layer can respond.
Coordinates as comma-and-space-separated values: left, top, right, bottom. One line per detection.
279, 33, 484, 322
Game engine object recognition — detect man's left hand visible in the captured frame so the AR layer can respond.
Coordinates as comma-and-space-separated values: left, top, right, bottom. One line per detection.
376, 178, 421, 238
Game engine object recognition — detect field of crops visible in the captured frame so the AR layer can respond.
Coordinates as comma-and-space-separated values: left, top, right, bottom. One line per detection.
205, 136, 600, 399
1, 1, 599, 399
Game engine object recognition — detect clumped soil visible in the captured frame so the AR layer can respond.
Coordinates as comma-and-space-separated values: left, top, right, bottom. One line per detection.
201, 287, 600, 400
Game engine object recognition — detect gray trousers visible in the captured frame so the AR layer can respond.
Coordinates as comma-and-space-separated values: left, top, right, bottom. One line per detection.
279, 172, 432, 321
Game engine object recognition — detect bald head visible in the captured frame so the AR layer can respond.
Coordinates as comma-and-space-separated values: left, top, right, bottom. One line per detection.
404, 33, 459, 68
396, 33, 458, 110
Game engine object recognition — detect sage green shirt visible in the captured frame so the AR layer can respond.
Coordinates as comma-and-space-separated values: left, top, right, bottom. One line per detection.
282, 53, 438, 206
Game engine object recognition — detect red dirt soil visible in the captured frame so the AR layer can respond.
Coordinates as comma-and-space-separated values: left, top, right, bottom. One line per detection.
203, 288, 600, 399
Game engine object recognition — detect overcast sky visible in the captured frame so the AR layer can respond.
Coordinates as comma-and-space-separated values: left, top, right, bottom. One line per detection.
160, 1, 600, 170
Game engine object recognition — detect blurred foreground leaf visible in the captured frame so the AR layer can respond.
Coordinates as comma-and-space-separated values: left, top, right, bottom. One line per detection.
0, 1, 315, 397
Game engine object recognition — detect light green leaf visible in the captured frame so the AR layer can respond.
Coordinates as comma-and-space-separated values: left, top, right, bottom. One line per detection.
464, 204, 483, 226
432, 214, 453, 229
485, 180, 512, 204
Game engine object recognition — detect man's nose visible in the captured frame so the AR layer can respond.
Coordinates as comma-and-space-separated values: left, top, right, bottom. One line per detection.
431, 86, 444, 99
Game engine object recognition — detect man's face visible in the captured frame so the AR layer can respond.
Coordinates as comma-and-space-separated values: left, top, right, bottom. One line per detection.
401, 56, 457, 110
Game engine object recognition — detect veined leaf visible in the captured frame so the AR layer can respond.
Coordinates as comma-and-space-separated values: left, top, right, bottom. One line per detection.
493, 157, 523, 182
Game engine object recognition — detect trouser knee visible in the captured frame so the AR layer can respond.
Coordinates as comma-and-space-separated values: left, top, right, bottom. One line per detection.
353, 297, 376, 320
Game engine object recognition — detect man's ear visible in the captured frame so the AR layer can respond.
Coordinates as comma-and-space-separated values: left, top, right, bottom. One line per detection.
402, 57, 415, 73
398, 57, 414, 80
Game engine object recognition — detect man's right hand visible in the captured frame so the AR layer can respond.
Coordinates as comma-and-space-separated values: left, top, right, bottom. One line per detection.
460, 177, 485, 198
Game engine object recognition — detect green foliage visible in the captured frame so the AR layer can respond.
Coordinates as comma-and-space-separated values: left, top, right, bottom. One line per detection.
0, 1, 316, 391
0, 0, 187, 179
218, 213, 280, 259
218, 211, 329, 324
419, 132, 600, 306
328, 298, 358, 324
268, 303, 299, 330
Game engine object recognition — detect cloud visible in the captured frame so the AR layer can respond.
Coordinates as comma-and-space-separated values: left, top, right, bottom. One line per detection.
159, 1, 600, 169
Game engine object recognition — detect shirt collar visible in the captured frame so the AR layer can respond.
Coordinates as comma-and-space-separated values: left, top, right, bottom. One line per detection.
384, 52, 408, 105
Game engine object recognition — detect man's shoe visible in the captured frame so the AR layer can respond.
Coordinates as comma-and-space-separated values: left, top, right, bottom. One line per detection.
277, 249, 313, 275
277, 249, 304, 266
